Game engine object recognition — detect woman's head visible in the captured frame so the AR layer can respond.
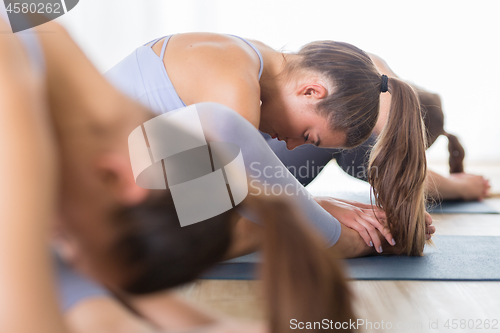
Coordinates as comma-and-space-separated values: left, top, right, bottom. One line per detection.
263, 41, 381, 151
258, 68, 347, 150
108, 190, 235, 293
53, 101, 158, 285
116, 192, 356, 332
58, 188, 355, 332
56, 171, 235, 291
284, 40, 430, 255
293, 41, 382, 149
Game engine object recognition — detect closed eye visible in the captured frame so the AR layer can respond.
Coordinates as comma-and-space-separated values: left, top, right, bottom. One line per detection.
304, 134, 309, 143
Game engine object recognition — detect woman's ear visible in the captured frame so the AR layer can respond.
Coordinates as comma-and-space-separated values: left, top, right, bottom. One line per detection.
297, 78, 328, 100
94, 153, 149, 205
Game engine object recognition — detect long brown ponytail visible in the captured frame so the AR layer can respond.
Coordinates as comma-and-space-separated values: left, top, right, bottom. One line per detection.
416, 89, 465, 174
368, 77, 428, 256
246, 195, 355, 332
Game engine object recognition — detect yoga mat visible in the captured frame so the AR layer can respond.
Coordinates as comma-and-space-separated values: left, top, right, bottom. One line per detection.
320, 191, 499, 214
201, 235, 500, 281
427, 200, 499, 214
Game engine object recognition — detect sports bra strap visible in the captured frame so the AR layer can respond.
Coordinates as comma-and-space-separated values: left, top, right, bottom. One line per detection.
144, 36, 171, 60
227, 35, 264, 80
159, 36, 171, 60
144, 37, 163, 48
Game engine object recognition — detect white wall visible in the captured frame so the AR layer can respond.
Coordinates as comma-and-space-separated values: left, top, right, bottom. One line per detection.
57, 0, 500, 163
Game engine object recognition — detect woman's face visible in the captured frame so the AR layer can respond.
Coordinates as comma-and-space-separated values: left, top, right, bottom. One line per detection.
56, 145, 149, 289
260, 79, 347, 150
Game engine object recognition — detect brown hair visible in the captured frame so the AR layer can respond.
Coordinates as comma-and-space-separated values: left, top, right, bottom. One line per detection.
247, 195, 355, 332
416, 89, 465, 174
369, 78, 428, 255
444, 132, 465, 174
295, 41, 429, 255
110, 190, 354, 332
110, 191, 233, 293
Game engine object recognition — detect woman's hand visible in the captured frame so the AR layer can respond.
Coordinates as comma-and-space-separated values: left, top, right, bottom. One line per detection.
448, 173, 491, 201
316, 197, 436, 250
338, 198, 436, 241
314, 197, 395, 253
425, 213, 435, 240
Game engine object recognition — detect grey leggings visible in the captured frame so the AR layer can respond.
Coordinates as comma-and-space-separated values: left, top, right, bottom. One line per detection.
264, 131, 376, 186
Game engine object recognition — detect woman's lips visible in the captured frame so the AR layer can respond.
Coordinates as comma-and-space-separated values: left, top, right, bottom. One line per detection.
272, 133, 287, 143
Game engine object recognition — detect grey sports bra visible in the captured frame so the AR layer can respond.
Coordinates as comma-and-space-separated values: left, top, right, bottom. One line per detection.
105, 34, 264, 115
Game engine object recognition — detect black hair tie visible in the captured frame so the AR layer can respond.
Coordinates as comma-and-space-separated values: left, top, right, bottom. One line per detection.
381, 74, 389, 93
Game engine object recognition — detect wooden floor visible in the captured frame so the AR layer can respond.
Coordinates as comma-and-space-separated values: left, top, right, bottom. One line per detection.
176, 163, 500, 333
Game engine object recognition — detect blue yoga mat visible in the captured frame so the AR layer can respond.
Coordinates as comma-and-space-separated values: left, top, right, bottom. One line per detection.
201, 235, 500, 281
427, 200, 499, 214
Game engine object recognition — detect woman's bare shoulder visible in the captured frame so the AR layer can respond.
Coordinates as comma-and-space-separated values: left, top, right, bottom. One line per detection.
158, 33, 261, 80
161, 33, 263, 126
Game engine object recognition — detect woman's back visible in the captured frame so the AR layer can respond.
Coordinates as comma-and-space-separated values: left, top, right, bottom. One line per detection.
106, 32, 265, 126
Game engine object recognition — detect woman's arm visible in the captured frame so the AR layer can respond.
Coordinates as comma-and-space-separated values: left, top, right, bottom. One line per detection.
130, 292, 222, 331
0, 19, 64, 333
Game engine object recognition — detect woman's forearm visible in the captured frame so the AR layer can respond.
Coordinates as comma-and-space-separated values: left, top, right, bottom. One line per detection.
130, 292, 221, 331
329, 224, 376, 259
426, 169, 461, 200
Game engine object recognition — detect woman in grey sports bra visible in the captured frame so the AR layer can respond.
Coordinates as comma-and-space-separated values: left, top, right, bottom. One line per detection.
106, 32, 434, 257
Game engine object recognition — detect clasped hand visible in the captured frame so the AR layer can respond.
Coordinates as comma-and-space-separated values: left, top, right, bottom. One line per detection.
315, 196, 435, 253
